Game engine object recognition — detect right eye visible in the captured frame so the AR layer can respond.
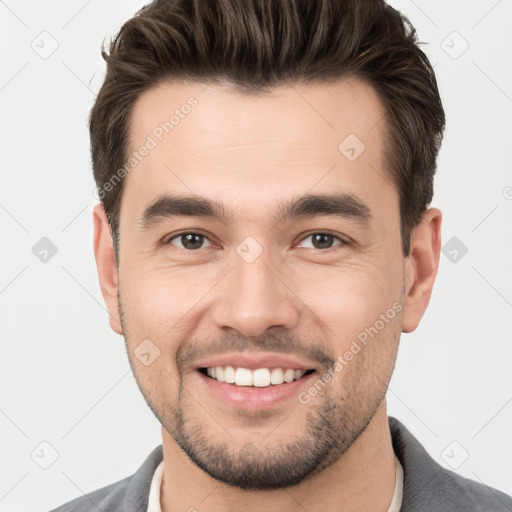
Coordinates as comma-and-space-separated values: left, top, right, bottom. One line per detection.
166, 232, 213, 251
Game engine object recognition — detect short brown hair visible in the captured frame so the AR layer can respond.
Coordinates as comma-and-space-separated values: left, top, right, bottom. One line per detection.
90, 0, 445, 259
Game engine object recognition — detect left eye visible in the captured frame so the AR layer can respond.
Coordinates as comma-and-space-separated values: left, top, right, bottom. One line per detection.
297, 233, 344, 250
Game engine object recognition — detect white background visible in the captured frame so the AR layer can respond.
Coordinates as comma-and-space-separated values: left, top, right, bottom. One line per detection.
1, 1, 511, 510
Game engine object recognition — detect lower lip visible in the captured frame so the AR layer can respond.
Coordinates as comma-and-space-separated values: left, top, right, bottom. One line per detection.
197, 371, 316, 411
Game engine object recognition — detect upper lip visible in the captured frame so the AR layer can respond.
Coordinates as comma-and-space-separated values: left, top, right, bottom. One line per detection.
193, 352, 318, 372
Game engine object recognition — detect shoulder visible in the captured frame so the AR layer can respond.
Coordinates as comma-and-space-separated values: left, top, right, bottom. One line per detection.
388, 416, 512, 511
49, 476, 131, 512
48, 445, 163, 512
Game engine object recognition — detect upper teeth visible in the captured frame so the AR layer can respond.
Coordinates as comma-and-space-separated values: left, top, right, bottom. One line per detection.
205, 366, 307, 387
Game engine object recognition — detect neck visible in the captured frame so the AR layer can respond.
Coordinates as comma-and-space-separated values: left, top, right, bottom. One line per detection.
160, 401, 396, 512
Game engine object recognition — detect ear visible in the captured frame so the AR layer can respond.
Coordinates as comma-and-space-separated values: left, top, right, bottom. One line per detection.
93, 203, 123, 335
402, 207, 442, 333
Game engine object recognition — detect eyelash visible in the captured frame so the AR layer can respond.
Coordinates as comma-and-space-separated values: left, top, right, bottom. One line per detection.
163, 231, 349, 251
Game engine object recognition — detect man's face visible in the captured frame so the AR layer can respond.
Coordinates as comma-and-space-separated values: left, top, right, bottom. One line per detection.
101, 78, 410, 489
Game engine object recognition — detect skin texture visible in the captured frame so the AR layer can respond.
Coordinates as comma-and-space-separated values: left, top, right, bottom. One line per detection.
93, 77, 442, 511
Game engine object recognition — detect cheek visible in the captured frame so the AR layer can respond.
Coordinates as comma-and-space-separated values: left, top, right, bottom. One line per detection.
295, 260, 402, 328
119, 265, 221, 345
123, 275, 173, 332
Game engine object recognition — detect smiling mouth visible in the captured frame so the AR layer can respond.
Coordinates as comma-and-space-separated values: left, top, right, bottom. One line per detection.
198, 366, 316, 387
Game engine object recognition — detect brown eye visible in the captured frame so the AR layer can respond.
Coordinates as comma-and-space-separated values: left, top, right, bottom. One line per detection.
298, 233, 344, 250
168, 232, 211, 250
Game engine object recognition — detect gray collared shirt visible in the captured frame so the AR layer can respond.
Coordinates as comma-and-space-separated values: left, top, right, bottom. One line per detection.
49, 416, 512, 512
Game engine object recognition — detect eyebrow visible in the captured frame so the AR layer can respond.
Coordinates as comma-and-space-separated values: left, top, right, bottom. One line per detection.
138, 192, 373, 230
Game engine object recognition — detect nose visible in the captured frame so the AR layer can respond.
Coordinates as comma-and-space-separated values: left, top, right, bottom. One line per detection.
210, 255, 301, 338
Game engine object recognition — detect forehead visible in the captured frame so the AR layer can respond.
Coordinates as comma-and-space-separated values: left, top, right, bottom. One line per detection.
122, 77, 395, 226
128, 77, 386, 155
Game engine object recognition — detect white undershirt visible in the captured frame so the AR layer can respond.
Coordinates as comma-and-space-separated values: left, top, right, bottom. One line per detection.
147, 454, 404, 512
